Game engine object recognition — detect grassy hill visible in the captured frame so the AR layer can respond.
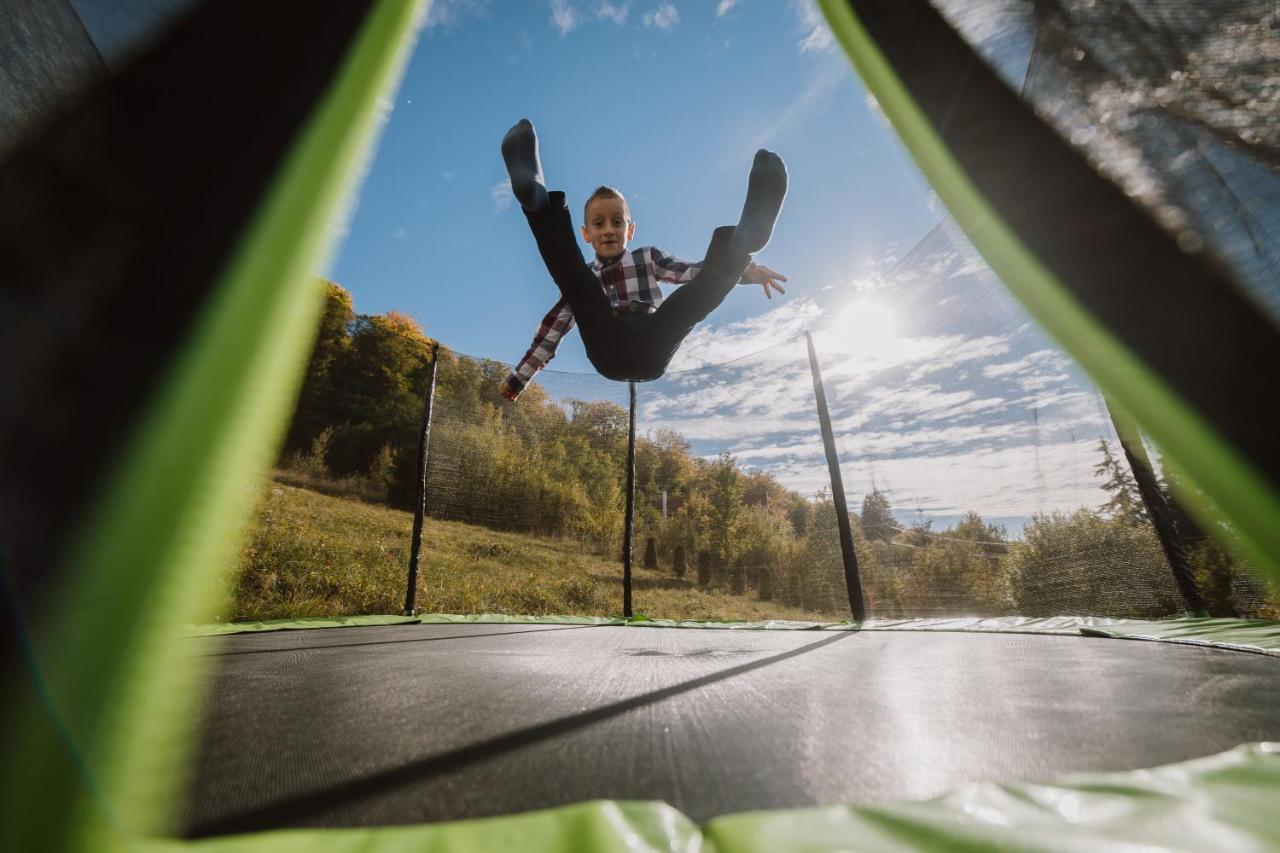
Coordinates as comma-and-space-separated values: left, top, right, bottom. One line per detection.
222, 480, 843, 624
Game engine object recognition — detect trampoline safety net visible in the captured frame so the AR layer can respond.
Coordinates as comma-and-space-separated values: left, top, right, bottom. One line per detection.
236, 215, 1278, 625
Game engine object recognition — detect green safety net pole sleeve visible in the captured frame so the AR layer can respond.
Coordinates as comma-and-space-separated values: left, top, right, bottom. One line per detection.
816, 0, 1280, 579
0, 1, 427, 850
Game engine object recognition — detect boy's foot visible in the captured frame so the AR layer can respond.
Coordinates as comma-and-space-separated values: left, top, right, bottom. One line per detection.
501, 118, 548, 212
733, 149, 788, 254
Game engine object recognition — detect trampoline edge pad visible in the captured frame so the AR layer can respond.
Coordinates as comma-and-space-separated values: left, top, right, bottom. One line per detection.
125, 743, 1280, 852
184, 613, 1280, 656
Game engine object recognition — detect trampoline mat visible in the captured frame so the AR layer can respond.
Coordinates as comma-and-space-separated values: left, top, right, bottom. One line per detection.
180, 622, 1280, 837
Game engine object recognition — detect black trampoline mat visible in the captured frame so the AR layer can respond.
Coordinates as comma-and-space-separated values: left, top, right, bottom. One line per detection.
181, 623, 1280, 837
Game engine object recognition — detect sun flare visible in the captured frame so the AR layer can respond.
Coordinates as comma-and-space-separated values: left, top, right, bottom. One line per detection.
828, 298, 900, 358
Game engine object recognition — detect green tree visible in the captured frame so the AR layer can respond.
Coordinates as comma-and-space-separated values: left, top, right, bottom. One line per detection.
1094, 439, 1146, 526
860, 488, 901, 542
705, 453, 744, 574
284, 280, 355, 455
1008, 509, 1179, 617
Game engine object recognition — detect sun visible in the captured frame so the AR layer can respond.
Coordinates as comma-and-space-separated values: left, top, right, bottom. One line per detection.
828, 297, 900, 359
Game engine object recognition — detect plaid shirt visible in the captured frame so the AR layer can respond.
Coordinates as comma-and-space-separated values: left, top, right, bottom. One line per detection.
506, 246, 702, 391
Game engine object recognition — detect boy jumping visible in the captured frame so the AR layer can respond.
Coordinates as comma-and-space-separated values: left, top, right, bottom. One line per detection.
499, 119, 788, 400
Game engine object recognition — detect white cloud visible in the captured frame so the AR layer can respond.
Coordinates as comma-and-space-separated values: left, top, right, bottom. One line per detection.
716, 0, 741, 16
644, 3, 680, 29
981, 349, 1066, 379
596, 1, 630, 24
669, 297, 822, 370
491, 179, 515, 212
426, 0, 489, 29
550, 0, 581, 34
792, 0, 834, 54
392, 226, 408, 239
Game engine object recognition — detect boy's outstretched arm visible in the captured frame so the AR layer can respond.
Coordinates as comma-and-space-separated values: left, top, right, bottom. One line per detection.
739, 261, 788, 299
501, 299, 575, 401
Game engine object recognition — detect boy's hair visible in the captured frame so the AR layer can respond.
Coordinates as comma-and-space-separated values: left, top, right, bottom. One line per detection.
583, 186, 629, 220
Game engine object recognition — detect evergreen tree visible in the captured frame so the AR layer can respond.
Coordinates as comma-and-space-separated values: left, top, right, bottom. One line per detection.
1093, 439, 1147, 525
860, 488, 901, 542
952, 511, 1007, 548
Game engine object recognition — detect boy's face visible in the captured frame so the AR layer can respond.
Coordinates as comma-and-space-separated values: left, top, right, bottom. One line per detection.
581, 196, 635, 259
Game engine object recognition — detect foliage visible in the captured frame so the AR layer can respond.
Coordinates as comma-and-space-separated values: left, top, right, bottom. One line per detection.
1007, 509, 1179, 617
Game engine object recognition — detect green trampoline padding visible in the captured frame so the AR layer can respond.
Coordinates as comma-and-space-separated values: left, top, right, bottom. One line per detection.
184, 612, 1280, 657
137, 800, 698, 853
1080, 618, 1280, 658
704, 742, 1280, 853
120, 742, 1279, 852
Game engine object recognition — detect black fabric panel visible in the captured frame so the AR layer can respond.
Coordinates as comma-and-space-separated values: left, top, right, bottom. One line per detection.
842, 1, 1280, 495
0, 0, 378, 605
0, 0, 106, 153
181, 623, 1280, 834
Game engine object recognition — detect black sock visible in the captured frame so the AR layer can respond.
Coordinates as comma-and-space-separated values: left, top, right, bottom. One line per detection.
501, 118, 548, 212
732, 149, 788, 254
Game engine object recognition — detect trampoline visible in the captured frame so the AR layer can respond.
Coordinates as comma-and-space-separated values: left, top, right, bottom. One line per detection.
180, 620, 1280, 837
4, 0, 1280, 851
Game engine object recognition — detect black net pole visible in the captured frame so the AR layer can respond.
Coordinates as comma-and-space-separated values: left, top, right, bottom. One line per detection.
403, 342, 440, 616
621, 381, 637, 617
805, 332, 866, 621
622, 381, 636, 618
1106, 397, 1208, 616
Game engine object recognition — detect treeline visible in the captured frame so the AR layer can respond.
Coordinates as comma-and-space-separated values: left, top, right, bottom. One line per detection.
277, 282, 1276, 620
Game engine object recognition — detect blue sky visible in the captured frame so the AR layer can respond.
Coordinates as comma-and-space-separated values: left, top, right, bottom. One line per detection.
318, 0, 1122, 533
328, 0, 939, 371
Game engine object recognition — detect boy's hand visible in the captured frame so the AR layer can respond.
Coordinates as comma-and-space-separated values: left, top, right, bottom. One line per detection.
499, 378, 522, 402
741, 262, 787, 299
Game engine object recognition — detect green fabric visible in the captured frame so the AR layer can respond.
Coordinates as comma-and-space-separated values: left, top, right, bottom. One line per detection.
0, 3, 428, 851
704, 742, 1280, 852
135, 801, 701, 853
186, 612, 1280, 658
1081, 617, 1280, 657
183, 615, 422, 637
108, 743, 1280, 852
418, 612, 630, 627
815, 0, 1280, 581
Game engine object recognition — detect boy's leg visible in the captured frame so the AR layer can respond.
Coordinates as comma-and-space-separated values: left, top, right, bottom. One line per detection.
644, 225, 751, 360
502, 120, 616, 334
640, 148, 788, 372
731, 149, 788, 254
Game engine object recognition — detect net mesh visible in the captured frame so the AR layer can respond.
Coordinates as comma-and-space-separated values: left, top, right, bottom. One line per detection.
932, 0, 1280, 323
234, 0, 1280, 620
237, 208, 1278, 622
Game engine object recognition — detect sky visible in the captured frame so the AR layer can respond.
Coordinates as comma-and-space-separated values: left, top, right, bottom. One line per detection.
319, 0, 1122, 536
327, 0, 940, 368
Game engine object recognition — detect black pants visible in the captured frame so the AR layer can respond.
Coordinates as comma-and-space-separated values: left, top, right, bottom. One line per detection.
524, 191, 751, 382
